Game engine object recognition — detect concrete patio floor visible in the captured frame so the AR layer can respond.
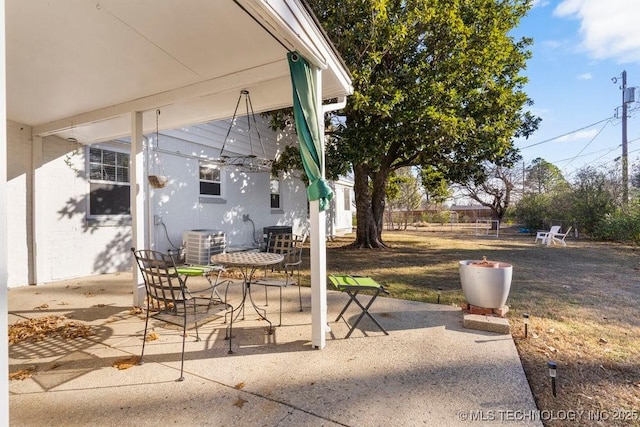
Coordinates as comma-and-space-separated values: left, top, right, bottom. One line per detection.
8, 272, 541, 426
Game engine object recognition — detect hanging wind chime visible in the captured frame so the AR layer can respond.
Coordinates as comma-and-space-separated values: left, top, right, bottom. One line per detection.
148, 109, 168, 189
216, 89, 272, 172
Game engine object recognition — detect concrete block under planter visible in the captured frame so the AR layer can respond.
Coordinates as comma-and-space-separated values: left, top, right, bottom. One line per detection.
459, 259, 513, 309
463, 314, 511, 334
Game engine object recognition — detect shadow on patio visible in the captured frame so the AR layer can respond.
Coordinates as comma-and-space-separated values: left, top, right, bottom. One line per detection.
8, 272, 541, 426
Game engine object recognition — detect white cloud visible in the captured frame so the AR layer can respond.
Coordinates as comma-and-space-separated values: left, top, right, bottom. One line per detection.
542, 39, 562, 49
577, 73, 592, 80
556, 128, 599, 142
531, 0, 551, 8
554, 0, 640, 63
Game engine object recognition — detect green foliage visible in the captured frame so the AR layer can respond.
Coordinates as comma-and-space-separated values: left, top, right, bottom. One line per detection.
420, 211, 451, 224
311, 0, 537, 178
515, 164, 626, 238
591, 204, 640, 243
569, 167, 617, 235
515, 194, 550, 232
387, 168, 422, 209
524, 157, 567, 195
264, 0, 540, 245
271, 145, 305, 181
278, 0, 539, 246
419, 166, 451, 204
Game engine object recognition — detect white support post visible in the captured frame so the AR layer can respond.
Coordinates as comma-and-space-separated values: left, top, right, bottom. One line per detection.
131, 111, 147, 306
311, 66, 328, 349
310, 200, 327, 348
32, 136, 43, 285
1, 0, 9, 421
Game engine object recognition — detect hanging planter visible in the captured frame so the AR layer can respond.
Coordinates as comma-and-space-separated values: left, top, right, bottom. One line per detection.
213, 90, 273, 172
148, 174, 168, 189
148, 109, 168, 188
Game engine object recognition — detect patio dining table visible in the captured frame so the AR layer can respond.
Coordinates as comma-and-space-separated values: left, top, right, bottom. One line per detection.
210, 251, 284, 334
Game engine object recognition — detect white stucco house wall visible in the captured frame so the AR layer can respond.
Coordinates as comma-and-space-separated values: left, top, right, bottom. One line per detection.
1, 1, 355, 412
6, 114, 353, 288
327, 176, 355, 237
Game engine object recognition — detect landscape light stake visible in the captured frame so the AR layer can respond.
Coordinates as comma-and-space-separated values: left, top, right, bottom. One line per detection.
523, 313, 530, 338
437, 288, 442, 304
548, 361, 557, 397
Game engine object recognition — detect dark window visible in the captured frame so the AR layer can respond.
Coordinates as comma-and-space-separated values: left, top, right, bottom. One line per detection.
88, 147, 130, 216
89, 183, 130, 215
270, 179, 281, 209
199, 163, 222, 196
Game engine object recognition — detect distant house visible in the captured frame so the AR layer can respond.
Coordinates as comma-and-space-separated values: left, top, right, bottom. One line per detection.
328, 175, 354, 236
449, 204, 493, 222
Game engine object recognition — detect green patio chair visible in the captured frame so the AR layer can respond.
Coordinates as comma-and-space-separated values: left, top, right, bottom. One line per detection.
328, 274, 390, 338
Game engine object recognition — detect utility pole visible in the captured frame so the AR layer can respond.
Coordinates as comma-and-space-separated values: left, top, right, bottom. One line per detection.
613, 70, 631, 206
622, 70, 628, 206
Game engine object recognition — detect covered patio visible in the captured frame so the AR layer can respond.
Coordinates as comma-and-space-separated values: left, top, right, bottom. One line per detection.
2, 1, 353, 419
8, 273, 540, 426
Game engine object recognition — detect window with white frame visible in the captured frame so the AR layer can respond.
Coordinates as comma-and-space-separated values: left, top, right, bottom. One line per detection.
270, 178, 281, 209
343, 187, 351, 211
88, 146, 130, 216
199, 162, 222, 197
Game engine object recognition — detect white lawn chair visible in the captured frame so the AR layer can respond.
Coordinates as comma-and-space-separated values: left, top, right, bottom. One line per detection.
549, 226, 572, 247
535, 225, 560, 245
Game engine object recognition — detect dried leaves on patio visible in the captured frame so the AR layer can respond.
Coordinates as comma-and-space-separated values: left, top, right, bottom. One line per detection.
9, 367, 36, 381
233, 397, 248, 408
145, 332, 159, 342
112, 356, 140, 370
8, 315, 94, 344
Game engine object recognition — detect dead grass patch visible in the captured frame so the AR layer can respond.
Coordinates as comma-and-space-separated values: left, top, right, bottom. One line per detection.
319, 228, 640, 426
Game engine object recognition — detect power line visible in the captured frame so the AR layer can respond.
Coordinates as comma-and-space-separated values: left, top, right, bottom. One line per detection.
557, 138, 640, 180
519, 105, 640, 151
562, 120, 609, 168
519, 116, 613, 149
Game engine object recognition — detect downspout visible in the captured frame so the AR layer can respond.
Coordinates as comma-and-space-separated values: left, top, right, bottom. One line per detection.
321, 96, 347, 241
144, 135, 155, 251
322, 96, 347, 114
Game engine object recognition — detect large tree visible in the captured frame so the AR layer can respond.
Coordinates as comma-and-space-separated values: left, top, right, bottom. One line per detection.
457, 164, 520, 222
274, 0, 538, 247
524, 157, 567, 195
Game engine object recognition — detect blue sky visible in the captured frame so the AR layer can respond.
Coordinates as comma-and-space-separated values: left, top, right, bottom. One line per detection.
512, 0, 640, 181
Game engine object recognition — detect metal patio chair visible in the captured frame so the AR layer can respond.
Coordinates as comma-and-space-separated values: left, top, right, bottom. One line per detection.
132, 248, 233, 381
328, 274, 390, 338
171, 263, 232, 306
253, 233, 307, 325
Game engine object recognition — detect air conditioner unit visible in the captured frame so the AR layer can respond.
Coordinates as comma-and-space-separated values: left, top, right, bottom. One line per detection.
182, 229, 226, 265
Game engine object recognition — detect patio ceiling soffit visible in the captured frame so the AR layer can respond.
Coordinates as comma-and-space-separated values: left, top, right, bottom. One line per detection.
17, 0, 351, 144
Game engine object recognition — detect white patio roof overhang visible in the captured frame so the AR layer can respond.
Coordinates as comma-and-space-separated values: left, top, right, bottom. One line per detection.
1, 1, 353, 402
7, 0, 352, 142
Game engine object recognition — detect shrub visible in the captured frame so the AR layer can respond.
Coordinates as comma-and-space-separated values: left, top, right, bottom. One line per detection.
591, 206, 640, 243
514, 194, 549, 232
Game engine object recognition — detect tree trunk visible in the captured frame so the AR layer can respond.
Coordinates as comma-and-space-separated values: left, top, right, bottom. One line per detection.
371, 165, 389, 242
352, 164, 387, 248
